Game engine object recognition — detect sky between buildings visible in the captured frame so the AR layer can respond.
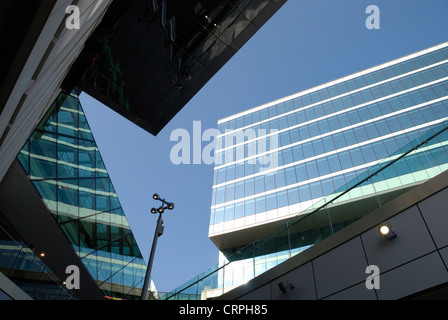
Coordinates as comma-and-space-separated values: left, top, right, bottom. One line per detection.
79, 0, 448, 293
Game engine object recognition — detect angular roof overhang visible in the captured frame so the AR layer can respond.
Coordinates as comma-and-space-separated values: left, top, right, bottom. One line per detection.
63, 0, 286, 135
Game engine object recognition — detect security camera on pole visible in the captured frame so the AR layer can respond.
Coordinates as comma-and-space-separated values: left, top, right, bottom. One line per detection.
141, 193, 175, 300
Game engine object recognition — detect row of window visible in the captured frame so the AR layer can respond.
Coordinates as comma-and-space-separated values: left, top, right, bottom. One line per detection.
212, 128, 436, 207
80, 247, 146, 289
217, 63, 448, 151
43, 93, 95, 141
19, 131, 108, 181
218, 47, 448, 132
213, 99, 448, 187
210, 142, 448, 225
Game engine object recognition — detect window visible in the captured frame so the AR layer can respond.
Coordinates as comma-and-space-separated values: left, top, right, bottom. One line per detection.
310, 182, 323, 199
255, 176, 265, 194
283, 148, 294, 165
256, 196, 266, 213
295, 163, 308, 181
279, 116, 289, 130
321, 179, 335, 196
343, 130, 357, 146
225, 184, 235, 202
236, 163, 245, 179
314, 104, 325, 118
216, 187, 225, 204
253, 111, 261, 124
353, 127, 368, 143
306, 160, 319, 179
372, 141, 389, 159
214, 208, 224, 224
245, 178, 255, 197
323, 101, 335, 115
310, 91, 321, 104
285, 167, 297, 185
313, 139, 325, 156
292, 145, 304, 162
338, 151, 353, 170
235, 202, 245, 219
224, 205, 235, 221
349, 148, 365, 167
287, 188, 300, 205
303, 142, 314, 159
316, 157, 331, 176
266, 194, 277, 211
245, 199, 255, 216
277, 191, 288, 208
275, 171, 286, 188
268, 106, 278, 118
302, 94, 312, 107
280, 131, 291, 146
235, 182, 245, 199
217, 168, 226, 184
265, 173, 276, 191
323, 136, 336, 153
327, 154, 342, 173
347, 110, 361, 125
299, 126, 310, 140
337, 113, 350, 127
318, 119, 330, 135
287, 114, 297, 127
285, 100, 295, 112
305, 108, 316, 122
333, 132, 347, 149
298, 185, 311, 201
290, 128, 300, 143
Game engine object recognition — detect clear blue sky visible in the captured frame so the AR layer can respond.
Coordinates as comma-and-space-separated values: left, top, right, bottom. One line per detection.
79, 0, 448, 293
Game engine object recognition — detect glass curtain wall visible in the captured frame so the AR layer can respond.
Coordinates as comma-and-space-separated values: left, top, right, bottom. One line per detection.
17, 91, 150, 300
0, 209, 77, 300
211, 43, 448, 231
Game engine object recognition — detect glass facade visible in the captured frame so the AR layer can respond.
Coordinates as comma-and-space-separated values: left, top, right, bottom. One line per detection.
210, 42, 448, 234
202, 42, 448, 294
15, 91, 150, 300
0, 209, 77, 300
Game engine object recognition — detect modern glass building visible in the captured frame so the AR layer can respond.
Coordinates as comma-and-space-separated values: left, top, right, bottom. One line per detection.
206, 42, 448, 294
1, 90, 151, 300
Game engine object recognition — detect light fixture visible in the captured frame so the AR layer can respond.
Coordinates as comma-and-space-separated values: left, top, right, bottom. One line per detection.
142, 193, 175, 300
378, 222, 397, 240
278, 281, 294, 294
39, 252, 46, 258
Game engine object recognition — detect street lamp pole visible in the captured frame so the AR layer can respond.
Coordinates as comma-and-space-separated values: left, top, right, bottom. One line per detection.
141, 193, 174, 300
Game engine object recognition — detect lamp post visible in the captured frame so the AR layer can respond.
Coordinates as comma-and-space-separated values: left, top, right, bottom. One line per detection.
141, 193, 174, 300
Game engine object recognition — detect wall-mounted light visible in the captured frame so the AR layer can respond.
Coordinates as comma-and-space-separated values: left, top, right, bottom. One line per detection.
378, 222, 397, 240
278, 281, 294, 294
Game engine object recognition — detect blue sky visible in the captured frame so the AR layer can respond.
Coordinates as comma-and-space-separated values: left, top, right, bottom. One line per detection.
79, 0, 448, 293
